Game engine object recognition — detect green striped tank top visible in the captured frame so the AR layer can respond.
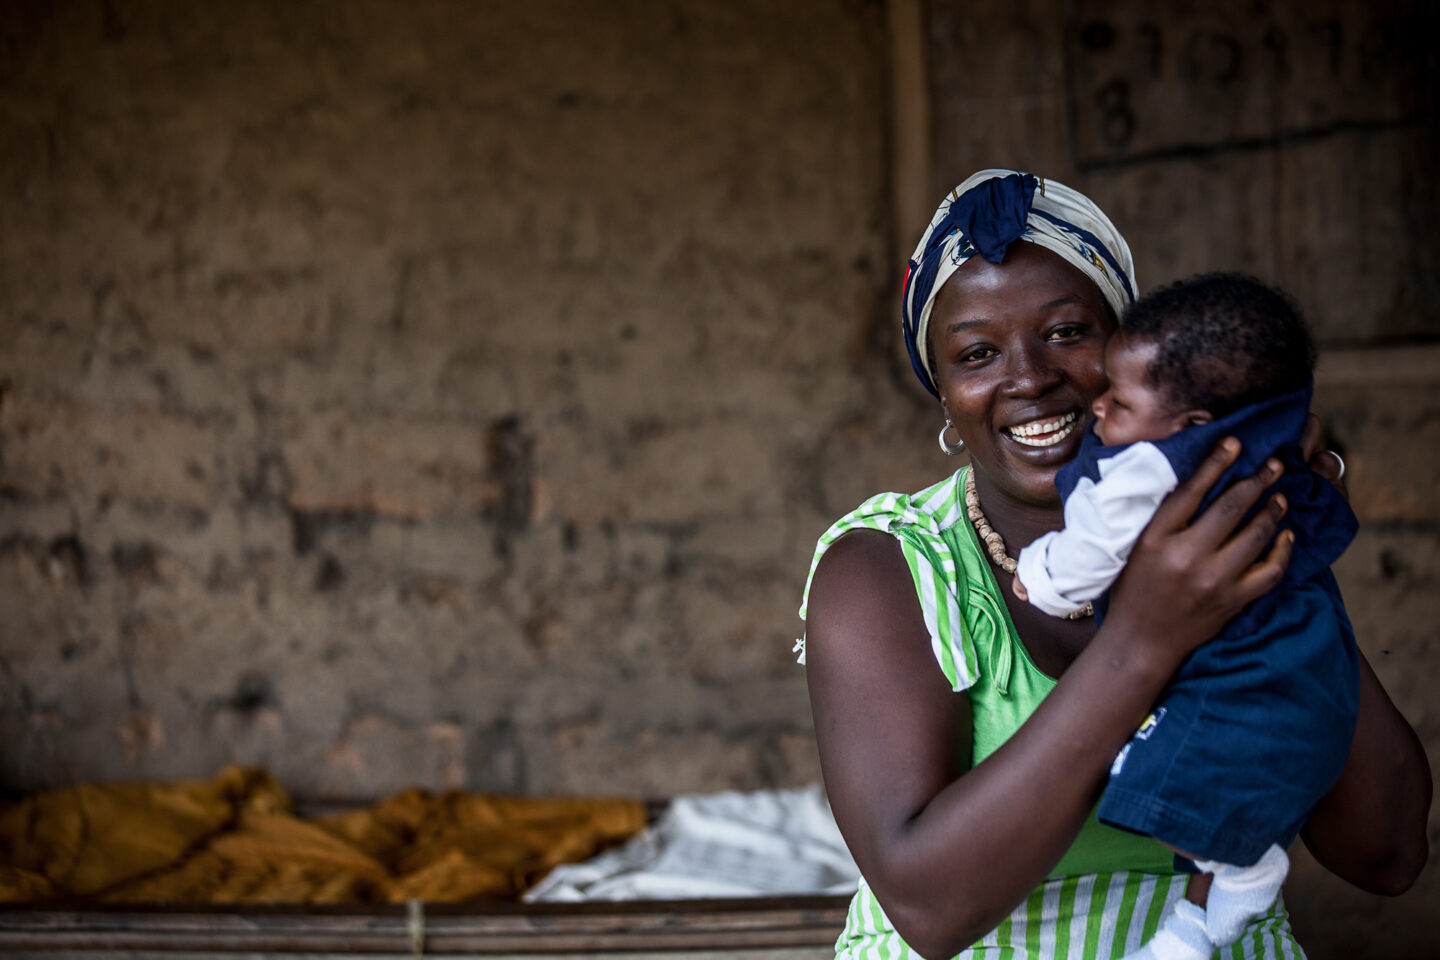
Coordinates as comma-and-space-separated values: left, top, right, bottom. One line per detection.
798, 467, 1303, 959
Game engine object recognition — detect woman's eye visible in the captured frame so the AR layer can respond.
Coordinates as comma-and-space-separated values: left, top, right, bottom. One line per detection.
959, 346, 996, 363
1047, 324, 1084, 340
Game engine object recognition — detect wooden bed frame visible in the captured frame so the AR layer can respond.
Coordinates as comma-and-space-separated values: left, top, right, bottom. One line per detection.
0, 895, 851, 958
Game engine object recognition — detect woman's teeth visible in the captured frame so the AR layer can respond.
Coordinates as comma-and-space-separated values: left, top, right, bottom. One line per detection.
1007, 412, 1078, 447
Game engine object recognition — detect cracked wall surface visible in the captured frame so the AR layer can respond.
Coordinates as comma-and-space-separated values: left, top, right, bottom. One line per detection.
0, 2, 1436, 953
0, 0, 906, 801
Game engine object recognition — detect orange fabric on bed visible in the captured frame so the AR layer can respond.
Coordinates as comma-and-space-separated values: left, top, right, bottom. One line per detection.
0, 766, 646, 903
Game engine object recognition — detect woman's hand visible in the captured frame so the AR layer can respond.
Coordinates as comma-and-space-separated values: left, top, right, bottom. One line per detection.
1301, 412, 1349, 497
1103, 437, 1295, 673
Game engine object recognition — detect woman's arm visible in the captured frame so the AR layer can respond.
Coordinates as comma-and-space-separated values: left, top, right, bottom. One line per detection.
1295, 412, 1430, 892
1300, 653, 1431, 893
807, 530, 1171, 957
805, 441, 1292, 958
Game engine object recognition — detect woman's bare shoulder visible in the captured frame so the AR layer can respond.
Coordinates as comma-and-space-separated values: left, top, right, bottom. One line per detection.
809, 529, 917, 625
804, 527, 950, 693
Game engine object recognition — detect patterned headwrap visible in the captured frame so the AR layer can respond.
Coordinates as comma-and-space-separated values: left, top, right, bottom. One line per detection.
901, 169, 1137, 398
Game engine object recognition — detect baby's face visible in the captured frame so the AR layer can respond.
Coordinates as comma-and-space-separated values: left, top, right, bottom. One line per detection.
1092, 334, 1193, 446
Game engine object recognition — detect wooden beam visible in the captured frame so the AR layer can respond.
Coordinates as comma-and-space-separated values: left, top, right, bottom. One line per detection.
0, 898, 852, 954
888, 0, 932, 266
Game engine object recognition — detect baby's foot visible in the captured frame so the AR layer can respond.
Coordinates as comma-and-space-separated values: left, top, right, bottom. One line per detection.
1196, 844, 1289, 946
1118, 898, 1214, 960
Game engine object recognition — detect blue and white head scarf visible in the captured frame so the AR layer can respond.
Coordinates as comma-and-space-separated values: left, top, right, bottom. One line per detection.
901, 169, 1137, 398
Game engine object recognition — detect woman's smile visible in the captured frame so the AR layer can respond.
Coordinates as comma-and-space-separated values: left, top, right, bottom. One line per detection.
1005, 410, 1079, 446
929, 242, 1115, 508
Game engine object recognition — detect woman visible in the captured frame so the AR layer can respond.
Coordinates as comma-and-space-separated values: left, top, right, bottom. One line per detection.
799, 170, 1430, 959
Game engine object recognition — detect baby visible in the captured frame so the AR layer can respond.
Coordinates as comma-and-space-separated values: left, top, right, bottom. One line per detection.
1014, 272, 1360, 960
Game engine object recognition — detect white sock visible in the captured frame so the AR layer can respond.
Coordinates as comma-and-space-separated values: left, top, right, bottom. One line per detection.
1195, 844, 1289, 947
1118, 898, 1215, 960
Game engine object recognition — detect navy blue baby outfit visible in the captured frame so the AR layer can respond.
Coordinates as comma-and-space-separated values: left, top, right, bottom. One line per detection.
1064, 384, 1361, 866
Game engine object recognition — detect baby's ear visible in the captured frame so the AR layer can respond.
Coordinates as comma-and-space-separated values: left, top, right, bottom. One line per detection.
1177, 409, 1214, 430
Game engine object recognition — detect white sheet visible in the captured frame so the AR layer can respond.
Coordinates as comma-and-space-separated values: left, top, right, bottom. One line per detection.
523, 784, 860, 901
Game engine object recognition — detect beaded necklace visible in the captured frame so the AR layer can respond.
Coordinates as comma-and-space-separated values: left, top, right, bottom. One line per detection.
963, 468, 1095, 620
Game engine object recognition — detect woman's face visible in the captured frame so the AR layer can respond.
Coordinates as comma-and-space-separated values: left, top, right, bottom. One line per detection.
929, 242, 1116, 509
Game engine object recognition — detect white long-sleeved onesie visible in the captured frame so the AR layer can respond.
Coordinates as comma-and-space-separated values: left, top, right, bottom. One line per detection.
1016, 441, 1180, 617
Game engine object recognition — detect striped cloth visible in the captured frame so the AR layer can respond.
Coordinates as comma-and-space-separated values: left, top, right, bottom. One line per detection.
796, 476, 979, 689
797, 469, 1306, 959
900, 169, 1137, 399
837, 873, 1301, 960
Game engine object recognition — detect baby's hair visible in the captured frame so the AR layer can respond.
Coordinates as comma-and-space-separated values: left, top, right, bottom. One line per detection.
1120, 272, 1315, 418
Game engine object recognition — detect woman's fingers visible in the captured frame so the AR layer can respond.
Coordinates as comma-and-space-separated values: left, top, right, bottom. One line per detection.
1186, 479, 1294, 631
1233, 527, 1294, 604
1186, 456, 1283, 545
1149, 434, 1283, 556
1148, 437, 1241, 533
1302, 412, 1350, 498
1214, 490, 1287, 581
1129, 440, 1295, 633
1310, 449, 1349, 498
1300, 413, 1324, 461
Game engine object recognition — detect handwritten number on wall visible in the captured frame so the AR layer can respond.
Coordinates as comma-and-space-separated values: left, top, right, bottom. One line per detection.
1094, 78, 1136, 149
1262, 26, 1290, 80
1074, 10, 1410, 161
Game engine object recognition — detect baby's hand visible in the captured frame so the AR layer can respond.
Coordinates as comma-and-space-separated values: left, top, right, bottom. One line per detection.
1012, 576, 1029, 603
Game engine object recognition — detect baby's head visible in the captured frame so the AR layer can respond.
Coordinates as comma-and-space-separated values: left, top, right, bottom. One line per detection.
1092, 272, 1315, 447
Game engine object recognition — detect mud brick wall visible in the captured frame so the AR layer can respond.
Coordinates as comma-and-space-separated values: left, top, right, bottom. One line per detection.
0, 0, 1436, 951
0, 0, 910, 801
926, 1, 1439, 956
